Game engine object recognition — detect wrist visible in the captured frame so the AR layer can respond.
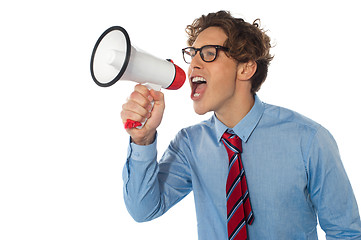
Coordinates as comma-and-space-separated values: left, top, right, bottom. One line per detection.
131, 130, 156, 145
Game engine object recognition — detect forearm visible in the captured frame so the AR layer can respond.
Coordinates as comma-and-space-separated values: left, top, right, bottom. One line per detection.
122, 130, 193, 223
122, 139, 164, 222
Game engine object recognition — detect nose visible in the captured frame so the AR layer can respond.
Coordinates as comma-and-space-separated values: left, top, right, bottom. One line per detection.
189, 51, 203, 69
188, 52, 203, 78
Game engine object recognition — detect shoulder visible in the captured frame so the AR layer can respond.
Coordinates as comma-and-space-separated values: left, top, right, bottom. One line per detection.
262, 102, 323, 134
177, 116, 216, 139
166, 117, 217, 159
261, 101, 338, 152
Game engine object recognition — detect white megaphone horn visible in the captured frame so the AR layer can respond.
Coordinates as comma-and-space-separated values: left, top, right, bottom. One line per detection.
90, 26, 186, 129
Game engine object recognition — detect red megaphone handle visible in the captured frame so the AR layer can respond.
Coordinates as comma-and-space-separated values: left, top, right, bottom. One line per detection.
124, 119, 142, 129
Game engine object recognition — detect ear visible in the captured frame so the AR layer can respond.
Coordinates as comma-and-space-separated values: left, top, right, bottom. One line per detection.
236, 60, 257, 81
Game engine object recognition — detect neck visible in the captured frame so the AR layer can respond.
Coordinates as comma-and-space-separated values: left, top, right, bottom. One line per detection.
215, 92, 255, 128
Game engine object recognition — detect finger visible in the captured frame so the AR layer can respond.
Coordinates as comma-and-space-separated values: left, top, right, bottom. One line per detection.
150, 89, 164, 102
134, 84, 154, 102
122, 99, 152, 118
121, 109, 147, 124
128, 91, 151, 109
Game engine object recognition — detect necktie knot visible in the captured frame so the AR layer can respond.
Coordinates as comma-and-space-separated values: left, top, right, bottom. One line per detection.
222, 130, 242, 153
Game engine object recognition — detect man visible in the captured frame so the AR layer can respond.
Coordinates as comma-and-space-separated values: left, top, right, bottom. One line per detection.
121, 11, 361, 239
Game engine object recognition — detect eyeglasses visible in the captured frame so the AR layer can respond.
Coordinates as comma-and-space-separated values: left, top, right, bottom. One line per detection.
182, 45, 229, 64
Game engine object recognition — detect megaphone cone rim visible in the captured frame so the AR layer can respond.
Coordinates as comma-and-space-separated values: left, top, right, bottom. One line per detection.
90, 26, 131, 87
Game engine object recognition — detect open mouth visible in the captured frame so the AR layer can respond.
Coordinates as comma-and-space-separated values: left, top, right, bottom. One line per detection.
191, 76, 207, 99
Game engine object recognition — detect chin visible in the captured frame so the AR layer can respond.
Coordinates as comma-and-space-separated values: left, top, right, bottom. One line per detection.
193, 104, 210, 116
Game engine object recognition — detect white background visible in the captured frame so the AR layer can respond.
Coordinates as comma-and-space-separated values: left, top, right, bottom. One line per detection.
0, 0, 360, 239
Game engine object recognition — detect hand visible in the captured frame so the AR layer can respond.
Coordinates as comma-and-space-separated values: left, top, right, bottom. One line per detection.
121, 84, 165, 145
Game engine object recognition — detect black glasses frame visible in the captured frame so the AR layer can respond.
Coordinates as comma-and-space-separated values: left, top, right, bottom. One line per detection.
182, 45, 229, 64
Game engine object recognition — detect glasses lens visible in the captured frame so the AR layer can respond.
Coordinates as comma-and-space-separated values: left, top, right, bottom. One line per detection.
183, 48, 195, 63
201, 46, 217, 62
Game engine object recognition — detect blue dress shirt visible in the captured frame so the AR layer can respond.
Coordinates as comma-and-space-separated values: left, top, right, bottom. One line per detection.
123, 95, 361, 239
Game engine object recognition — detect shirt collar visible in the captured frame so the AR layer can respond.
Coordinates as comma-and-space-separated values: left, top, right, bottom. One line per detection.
214, 95, 264, 142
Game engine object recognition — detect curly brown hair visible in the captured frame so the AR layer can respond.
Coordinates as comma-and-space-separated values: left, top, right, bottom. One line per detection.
186, 10, 273, 94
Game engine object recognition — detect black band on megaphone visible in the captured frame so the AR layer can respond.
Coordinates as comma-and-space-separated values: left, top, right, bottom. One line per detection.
90, 26, 131, 87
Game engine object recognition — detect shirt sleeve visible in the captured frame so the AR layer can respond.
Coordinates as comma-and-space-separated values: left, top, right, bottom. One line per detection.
306, 127, 361, 239
122, 131, 193, 222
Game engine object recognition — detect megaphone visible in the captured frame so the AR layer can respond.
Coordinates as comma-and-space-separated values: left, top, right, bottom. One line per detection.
90, 26, 186, 129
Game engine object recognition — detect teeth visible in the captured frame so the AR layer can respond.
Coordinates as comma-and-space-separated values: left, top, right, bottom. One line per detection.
192, 77, 206, 83
193, 93, 200, 97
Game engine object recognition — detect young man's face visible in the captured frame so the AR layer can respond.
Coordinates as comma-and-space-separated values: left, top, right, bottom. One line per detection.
188, 26, 240, 116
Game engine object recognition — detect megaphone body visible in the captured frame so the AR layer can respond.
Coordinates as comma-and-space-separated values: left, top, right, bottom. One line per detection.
90, 26, 186, 128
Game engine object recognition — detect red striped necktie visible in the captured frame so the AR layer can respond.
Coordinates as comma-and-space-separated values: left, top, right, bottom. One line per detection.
222, 130, 254, 240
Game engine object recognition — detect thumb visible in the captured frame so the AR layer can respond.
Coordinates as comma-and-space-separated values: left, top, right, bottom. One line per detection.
150, 89, 164, 103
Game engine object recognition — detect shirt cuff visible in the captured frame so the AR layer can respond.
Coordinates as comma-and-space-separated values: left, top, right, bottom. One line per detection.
127, 133, 157, 162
